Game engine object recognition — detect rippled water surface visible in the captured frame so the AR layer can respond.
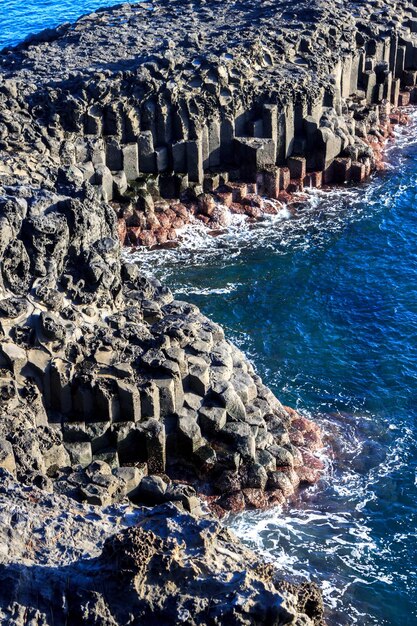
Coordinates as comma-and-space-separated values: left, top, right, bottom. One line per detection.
2, 3, 417, 624
0, 0, 142, 49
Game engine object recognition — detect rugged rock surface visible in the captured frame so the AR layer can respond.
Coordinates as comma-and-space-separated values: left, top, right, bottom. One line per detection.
0, 180, 323, 514
0, 0, 414, 133
1, 0, 417, 238
1, 0, 417, 512
2, 1, 417, 623
0, 471, 324, 625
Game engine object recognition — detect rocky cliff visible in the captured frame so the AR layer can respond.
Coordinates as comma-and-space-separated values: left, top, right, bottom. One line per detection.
1, 0, 417, 623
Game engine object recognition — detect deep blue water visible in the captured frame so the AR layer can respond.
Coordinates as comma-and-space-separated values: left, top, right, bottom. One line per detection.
0, 0, 142, 50
2, 4, 417, 625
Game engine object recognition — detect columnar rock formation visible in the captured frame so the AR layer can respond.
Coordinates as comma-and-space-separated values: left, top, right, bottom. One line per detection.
2, 0, 417, 246
1, 1, 417, 623
0, 184, 323, 513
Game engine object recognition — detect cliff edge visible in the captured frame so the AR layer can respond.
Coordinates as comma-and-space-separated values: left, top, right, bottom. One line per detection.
1, 1, 417, 623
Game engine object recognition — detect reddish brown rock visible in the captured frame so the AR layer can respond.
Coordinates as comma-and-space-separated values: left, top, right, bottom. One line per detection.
205, 499, 228, 518
196, 214, 210, 224
127, 226, 142, 245
296, 466, 321, 485
157, 240, 180, 250
241, 194, 264, 208
216, 191, 233, 208
229, 202, 246, 214
279, 167, 291, 191
245, 205, 263, 219
154, 228, 169, 244
219, 491, 246, 513
138, 230, 157, 247
304, 429, 323, 450
278, 191, 292, 204
267, 489, 286, 506
172, 216, 185, 229
289, 430, 305, 447
164, 207, 177, 222
262, 202, 279, 215
158, 212, 172, 228
263, 166, 281, 199
117, 218, 127, 245
207, 229, 227, 237
302, 450, 325, 471
146, 213, 161, 231
243, 488, 269, 509
227, 182, 247, 202
350, 161, 366, 182
283, 406, 301, 420
171, 203, 190, 220
287, 179, 304, 193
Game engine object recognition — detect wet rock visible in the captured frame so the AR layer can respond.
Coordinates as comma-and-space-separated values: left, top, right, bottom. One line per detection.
219, 490, 246, 513
268, 471, 295, 497
243, 488, 269, 509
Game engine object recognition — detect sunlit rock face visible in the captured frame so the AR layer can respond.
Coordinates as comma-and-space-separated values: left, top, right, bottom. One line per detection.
1, 1, 417, 623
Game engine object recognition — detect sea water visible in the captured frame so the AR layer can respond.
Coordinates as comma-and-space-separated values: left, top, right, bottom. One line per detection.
0, 0, 143, 49
133, 118, 417, 625
2, 4, 417, 625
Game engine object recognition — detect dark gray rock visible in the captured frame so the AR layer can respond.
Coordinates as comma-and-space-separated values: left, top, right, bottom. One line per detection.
0, 1, 410, 619
0, 473, 324, 626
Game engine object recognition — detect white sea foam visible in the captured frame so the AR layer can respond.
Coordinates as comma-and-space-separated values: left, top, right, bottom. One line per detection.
228, 406, 416, 625
176, 283, 242, 296
125, 190, 372, 280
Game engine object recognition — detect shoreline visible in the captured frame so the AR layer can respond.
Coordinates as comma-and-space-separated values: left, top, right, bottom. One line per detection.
1, 0, 417, 623
123, 92, 417, 624
117, 106, 410, 251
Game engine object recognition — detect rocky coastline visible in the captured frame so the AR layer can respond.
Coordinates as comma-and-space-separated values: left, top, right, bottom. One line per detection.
1, 0, 417, 623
